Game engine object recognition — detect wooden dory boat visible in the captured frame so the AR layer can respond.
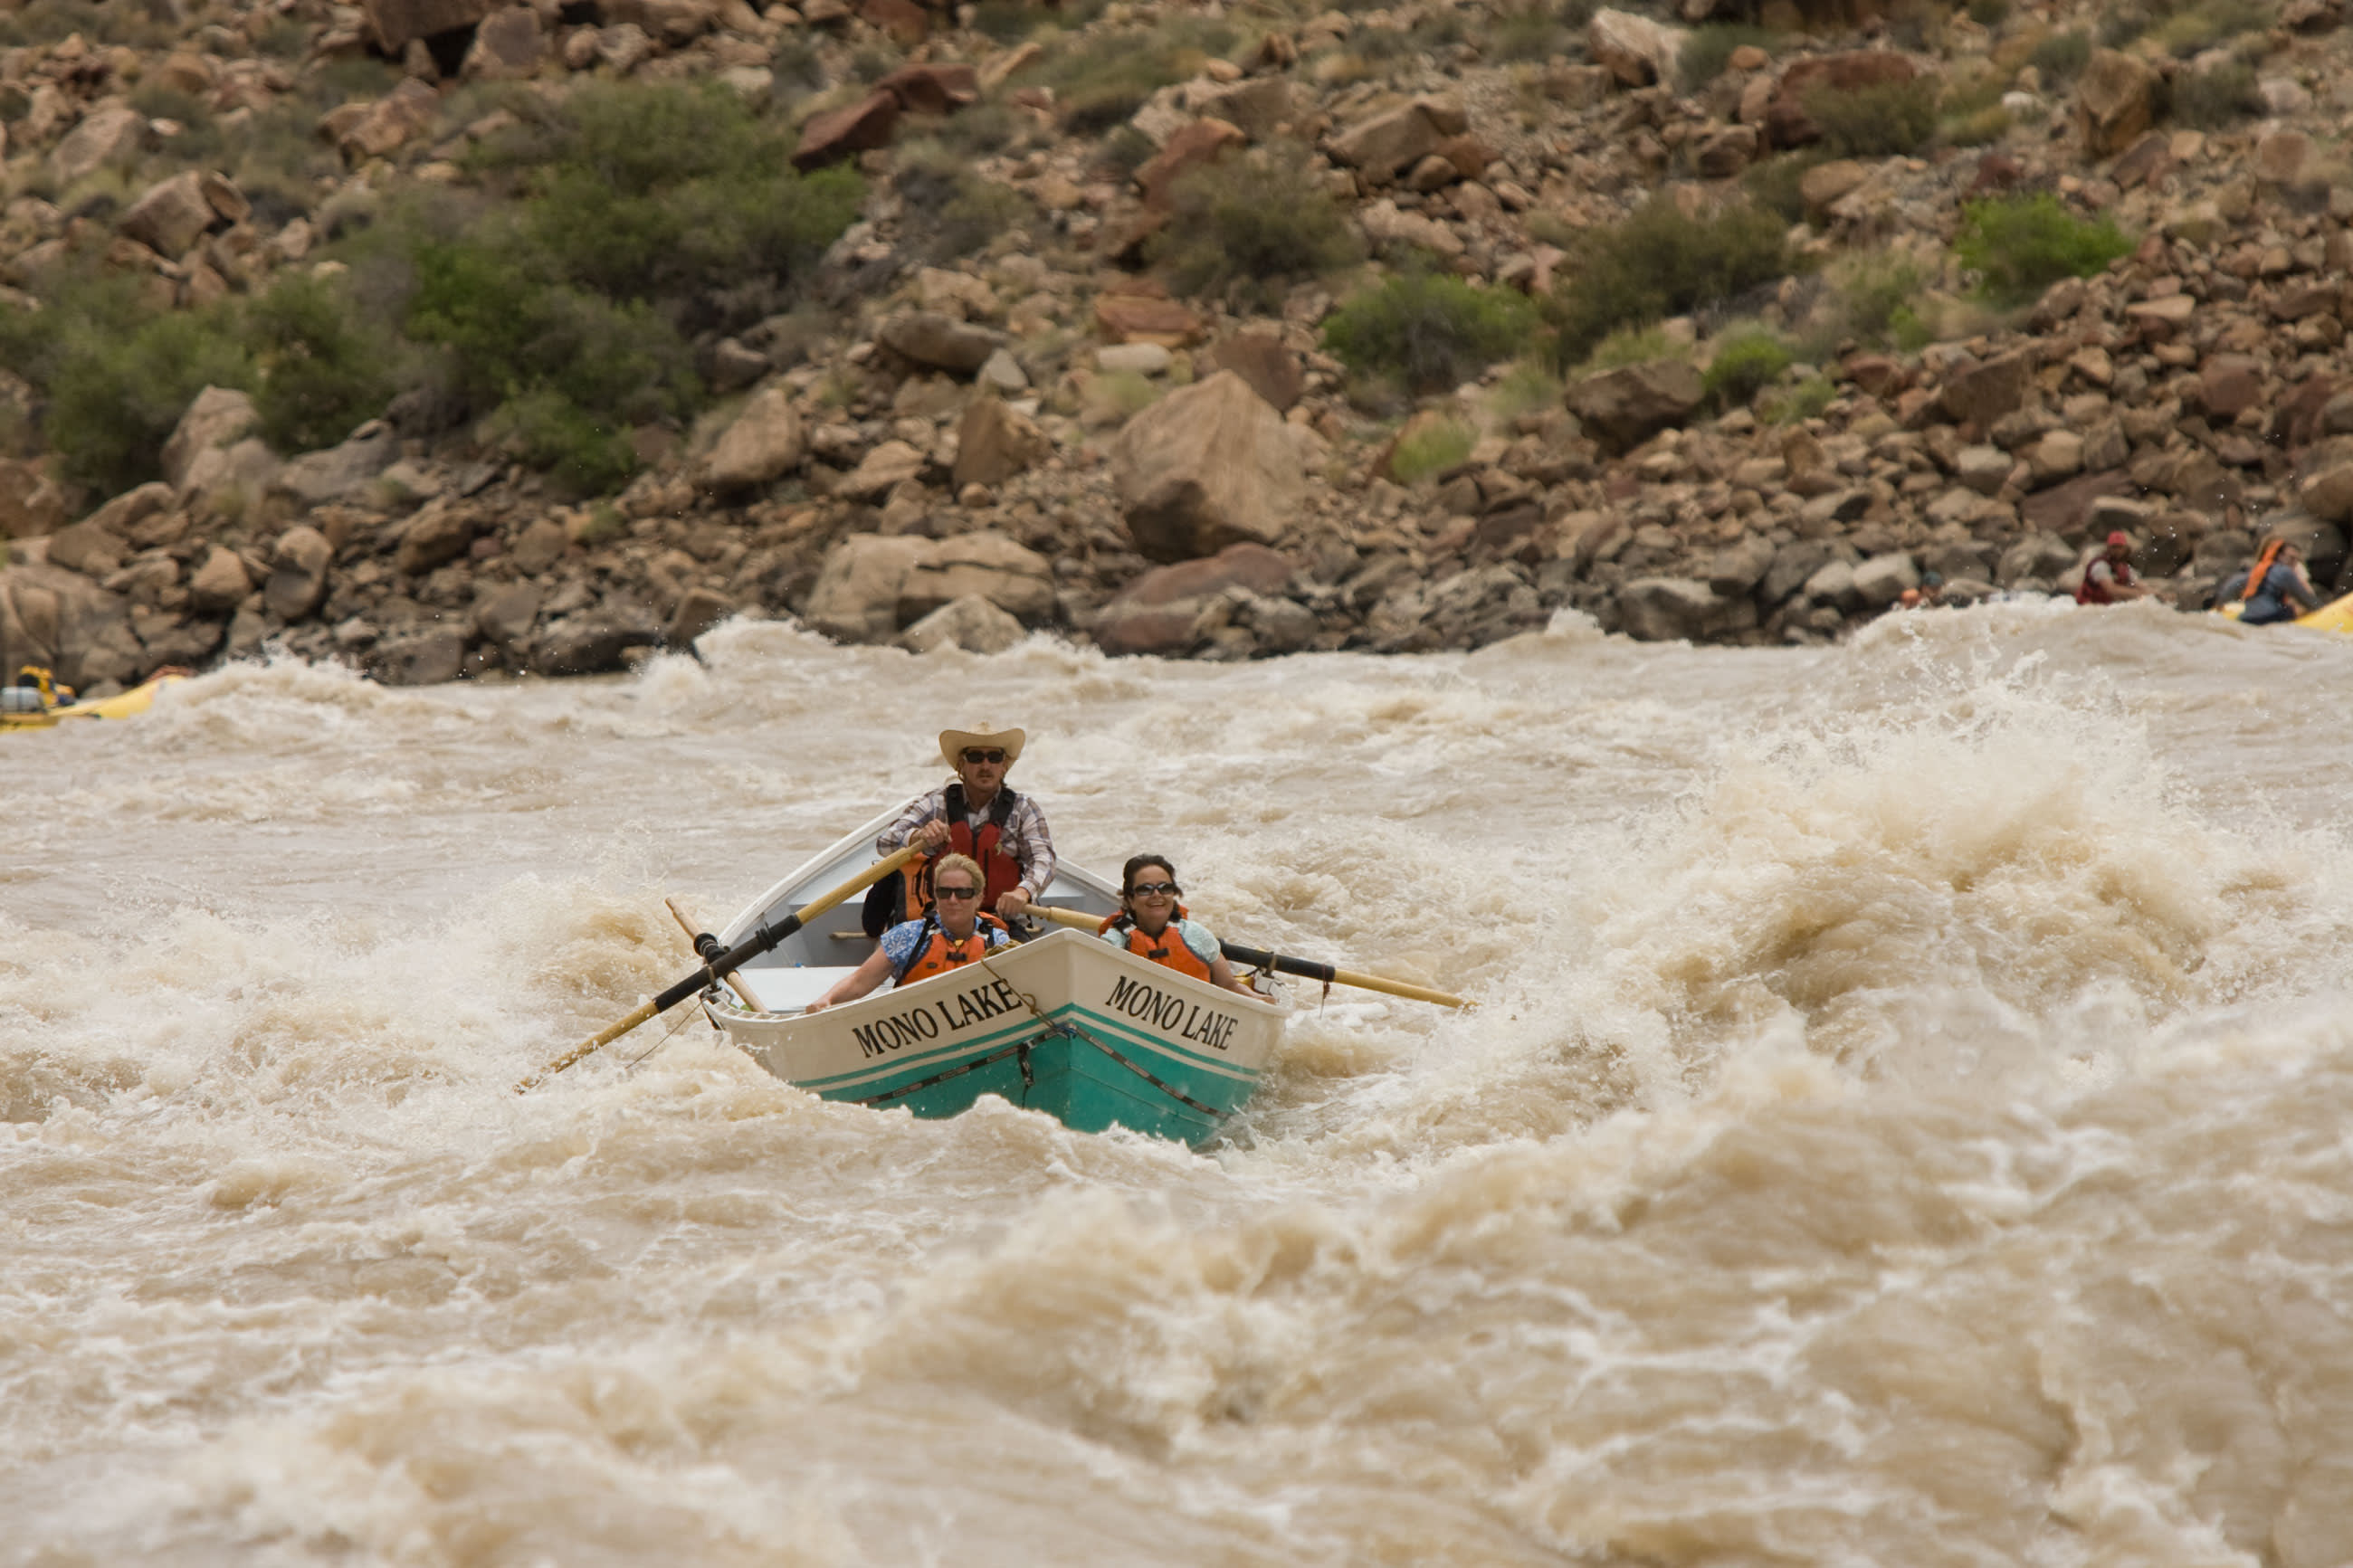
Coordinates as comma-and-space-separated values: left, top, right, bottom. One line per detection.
701, 811, 1285, 1145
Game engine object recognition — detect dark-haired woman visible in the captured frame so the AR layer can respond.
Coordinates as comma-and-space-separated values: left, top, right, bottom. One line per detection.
1099, 855, 1253, 996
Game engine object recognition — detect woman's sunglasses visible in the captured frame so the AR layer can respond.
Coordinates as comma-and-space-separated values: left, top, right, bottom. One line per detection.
961, 749, 1007, 764
935, 885, 981, 899
1129, 881, 1179, 898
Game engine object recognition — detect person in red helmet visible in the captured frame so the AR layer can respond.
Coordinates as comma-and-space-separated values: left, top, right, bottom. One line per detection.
2076, 530, 2152, 605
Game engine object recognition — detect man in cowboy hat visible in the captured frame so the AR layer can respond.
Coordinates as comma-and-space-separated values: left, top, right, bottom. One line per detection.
873, 721, 1055, 923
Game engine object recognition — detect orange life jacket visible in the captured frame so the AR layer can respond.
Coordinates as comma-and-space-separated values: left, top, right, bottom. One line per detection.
2236, 539, 2286, 606
894, 911, 1010, 984
1100, 910, 1215, 983
901, 784, 1026, 920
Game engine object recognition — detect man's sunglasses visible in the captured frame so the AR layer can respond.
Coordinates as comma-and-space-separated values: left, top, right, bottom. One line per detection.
935, 885, 981, 899
961, 749, 1007, 765
1129, 881, 1179, 898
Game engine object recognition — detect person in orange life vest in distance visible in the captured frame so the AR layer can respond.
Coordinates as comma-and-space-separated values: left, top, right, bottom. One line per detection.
876, 721, 1055, 925
2077, 531, 2154, 605
2216, 537, 2322, 624
1099, 854, 1253, 997
806, 854, 1013, 1012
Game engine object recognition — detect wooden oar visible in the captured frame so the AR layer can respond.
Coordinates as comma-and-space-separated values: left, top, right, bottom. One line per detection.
516, 845, 923, 1092
664, 897, 766, 1012
1022, 905, 1471, 1009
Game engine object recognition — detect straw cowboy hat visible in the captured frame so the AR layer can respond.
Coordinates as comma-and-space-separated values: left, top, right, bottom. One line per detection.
938, 721, 1025, 767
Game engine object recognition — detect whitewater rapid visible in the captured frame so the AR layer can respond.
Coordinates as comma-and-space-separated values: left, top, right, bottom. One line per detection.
7, 600, 2353, 1565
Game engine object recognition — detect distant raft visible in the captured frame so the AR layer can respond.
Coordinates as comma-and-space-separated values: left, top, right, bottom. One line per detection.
2212, 590, 2353, 631
700, 811, 1285, 1146
1, 665, 185, 734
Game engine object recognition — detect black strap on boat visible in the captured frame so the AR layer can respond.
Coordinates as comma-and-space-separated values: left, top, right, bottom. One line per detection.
854, 1040, 1034, 1107
1067, 1023, 1224, 1119
1218, 942, 1334, 1004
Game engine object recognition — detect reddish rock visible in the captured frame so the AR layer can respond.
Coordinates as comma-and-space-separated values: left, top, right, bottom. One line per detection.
1203, 331, 1304, 413
1136, 118, 1243, 210
792, 89, 898, 170
2020, 469, 2139, 538
2198, 355, 2264, 422
1969, 150, 2026, 195
1938, 350, 2034, 429
2272, 374, 2336, 451
858, 0, 927, 48
878, 63, 979, 116
1092, 543, 1296, 655
1842, 353, 1908, 399
2110, 133, 2172, 191
2075, 49, 2158, 160
1094, 294, 1204, 346
1765, 52, 1919, 149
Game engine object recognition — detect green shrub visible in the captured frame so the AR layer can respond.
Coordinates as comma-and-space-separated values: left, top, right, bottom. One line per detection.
1680, 24, 1777, 91
1953, 192, 2132, 301
1491, 8, 1571, 62
1580, 323, 1681, 372
1759, 374, 1834, 424
1150, 147, 1362, 310
1324, 270, 1539, 394
2029, 30, 2091, 82
1098, 123, 1157, 178
1944, 104, 2013, 146
970, 0, 1038, 43
1488, 358, 1562, 420
1702, 326, 1794, 408
1834, 251, 1929, 348
482, 389, 641, 499
1967, 0, 2011, 24
477, 81, 861, 303
0, 268, 253, 494
1543, 195, 1793, 368
1388, 417, 1475, 483
2168, 61, 2262, 128
1044, 29, 1191, 134
2151, 0, 2271, 55
1743, 152, 1824, 224
2098, 6, 2150, 44
1808, 78, 1940, 157
245, 273, 397, 456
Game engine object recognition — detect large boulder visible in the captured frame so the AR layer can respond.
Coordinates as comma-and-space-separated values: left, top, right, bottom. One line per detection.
1938, 349, 2035, 429
1203, 331, 1304, 413
1111, 371, 1305, 563
394, 500, 478, 575
529, 604, 660, 675
462, 6, 547, 79
705, 385, 805, 490
360, 0, 491, 52
804, 534, 932, 642
0, 564, 141, 690
186, 546, 252, 614
952, 395, 1052, 489
791, 88, 899, 171
830, 441, 927, 503
899, 593, 1026, 655
2076, 50, 2158, 160
1587, 9, 1686, 87
1564, 360, 1705, 451
270, 428, 398, 511
1615, 576, 1756, 641
897, 530, 1053, 624
0, 458, 75, 540
118, 170, 216, 259
1091, 543, 1297, 655
50, 102, 145, 187
264, 526, 335, 622
164, 386, 262, 489
879, 311, 1001, 375
372, 628, 468, 687
1322, 94, 1466, 183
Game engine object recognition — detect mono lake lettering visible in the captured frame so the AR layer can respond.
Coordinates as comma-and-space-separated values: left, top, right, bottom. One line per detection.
1106, 975, 1238, 1051
850, 1005, 941, 1059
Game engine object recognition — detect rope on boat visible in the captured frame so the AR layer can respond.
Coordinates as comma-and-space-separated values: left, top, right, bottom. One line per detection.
854, 1040, 1033, 1107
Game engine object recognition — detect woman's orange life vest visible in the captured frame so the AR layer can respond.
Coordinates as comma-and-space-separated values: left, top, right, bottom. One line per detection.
901, 784, 1025, 919
1100, 910, 1215, 983
895, 912, 1010, 984
2236, 538, 2287, 606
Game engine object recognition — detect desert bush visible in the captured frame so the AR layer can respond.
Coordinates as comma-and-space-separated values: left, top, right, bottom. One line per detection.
1488, 358, 1562, 421
1579, 323, 1682, 372
1702, 326, 1794, 408
1808, 77, 1940, 157
1491, 6, 1572, 62
1680, 24, 1777, 91
2151, 0, 2271, 54
1388, 417, 1475, 483
482, 389, 641, 499
1953, 192, 2131, 301
245, 273, 397, 457
474, 81, 861, 304
1944, 105, 2012, 145
1150, 146, 1361, 310
1759, 374, 1834, 424
0, 267, 252, 494
1967, 0, 2011, 24
896, 139, 1033, 261
1544, 195, 1793, 367
1833, 251, 1931, 349
970, 0, 1037, 43
0, 0, 174, 48
2168, 61, 2262, 128
1742, 152, 1824, 223
1098, 124, 1157, 178
2029, 30, 2092, 81
1324, 271, 1538, 395
1045, 29, 1194, 133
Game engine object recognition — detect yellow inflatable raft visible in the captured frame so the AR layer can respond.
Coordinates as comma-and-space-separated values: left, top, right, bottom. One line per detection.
1, 665, 186, 733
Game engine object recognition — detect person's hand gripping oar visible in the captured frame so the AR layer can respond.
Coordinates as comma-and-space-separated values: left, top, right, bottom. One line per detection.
515, 845, 924, 1093
1019, 906, 1471, 1008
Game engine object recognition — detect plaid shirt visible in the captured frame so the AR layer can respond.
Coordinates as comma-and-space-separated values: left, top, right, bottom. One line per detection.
876, 784, 1057, 898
